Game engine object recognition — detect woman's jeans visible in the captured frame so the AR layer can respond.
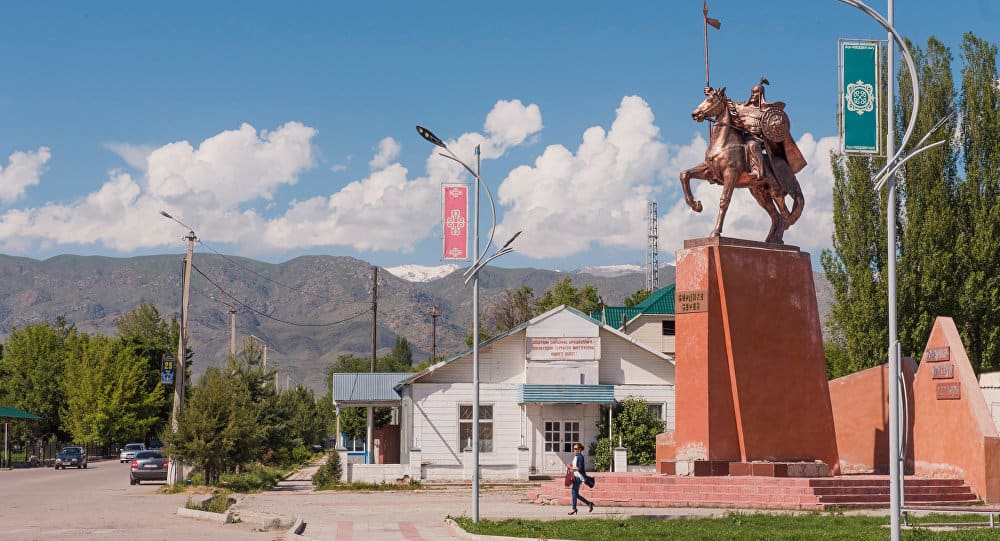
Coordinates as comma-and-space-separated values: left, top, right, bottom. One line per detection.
571, 477, 592, 509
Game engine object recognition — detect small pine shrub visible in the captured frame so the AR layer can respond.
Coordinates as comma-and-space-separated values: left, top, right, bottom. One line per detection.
312, 451, 342, 488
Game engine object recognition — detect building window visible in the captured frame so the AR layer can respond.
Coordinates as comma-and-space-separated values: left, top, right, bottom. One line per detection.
648, 403, 665, 421
459, 404, 493, 452
662, 320, 676, 336
544, 420, 581, 453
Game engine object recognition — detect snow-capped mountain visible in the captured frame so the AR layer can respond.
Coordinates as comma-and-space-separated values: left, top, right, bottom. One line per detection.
574, 264, 643, 277
385, 263, 461, 282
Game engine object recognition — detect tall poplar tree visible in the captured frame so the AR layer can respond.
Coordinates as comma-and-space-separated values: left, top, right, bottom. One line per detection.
957, 33, 1000, 372
895, 37, 961, 359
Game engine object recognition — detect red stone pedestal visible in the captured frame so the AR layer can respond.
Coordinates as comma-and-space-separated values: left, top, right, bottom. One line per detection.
673, 237, 839, 473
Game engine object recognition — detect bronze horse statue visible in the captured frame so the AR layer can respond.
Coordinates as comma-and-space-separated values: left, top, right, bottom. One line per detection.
679, 86, 804, 244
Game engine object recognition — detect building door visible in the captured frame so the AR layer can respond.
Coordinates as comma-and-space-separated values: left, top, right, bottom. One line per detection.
542, 419, 581, 473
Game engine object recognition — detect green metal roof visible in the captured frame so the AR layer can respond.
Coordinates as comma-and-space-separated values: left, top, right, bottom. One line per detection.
0, 406, 41, 420
517, 384, 615, 404
596, 284, 676, 329
634, 284, 676, 315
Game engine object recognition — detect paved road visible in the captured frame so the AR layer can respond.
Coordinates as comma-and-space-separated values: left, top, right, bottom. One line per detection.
0, 460, 279, 541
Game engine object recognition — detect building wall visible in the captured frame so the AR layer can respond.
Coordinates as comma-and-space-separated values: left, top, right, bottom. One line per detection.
410, 383, 522, 469
419, 333, 524, 384
982, 387, 1000, 432
598, 329, 674, 385
626, 316, 676, 355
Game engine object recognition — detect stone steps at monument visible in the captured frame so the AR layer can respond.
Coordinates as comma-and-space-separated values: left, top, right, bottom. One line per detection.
527, 473, 979, 510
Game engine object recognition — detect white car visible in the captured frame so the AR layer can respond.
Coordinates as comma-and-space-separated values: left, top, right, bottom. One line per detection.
119, 443, 146, 463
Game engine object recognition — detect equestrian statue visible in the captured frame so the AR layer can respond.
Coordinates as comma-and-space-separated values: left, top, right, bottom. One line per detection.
679, 77, 806, 244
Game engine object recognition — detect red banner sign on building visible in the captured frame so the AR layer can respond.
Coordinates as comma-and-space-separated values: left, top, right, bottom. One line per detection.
442, 184, 469, 260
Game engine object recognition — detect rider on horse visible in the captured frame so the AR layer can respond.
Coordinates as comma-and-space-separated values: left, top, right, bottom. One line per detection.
734, 77, 807, 183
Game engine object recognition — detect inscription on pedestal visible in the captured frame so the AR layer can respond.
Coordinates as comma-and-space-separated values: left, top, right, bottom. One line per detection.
924, 347, 951, 362
931, 364, 954, 380
936, 382, 961, 400
676, 289, 708, 314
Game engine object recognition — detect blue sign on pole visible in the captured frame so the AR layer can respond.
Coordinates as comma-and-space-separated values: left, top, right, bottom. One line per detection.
161, 354, 175, 385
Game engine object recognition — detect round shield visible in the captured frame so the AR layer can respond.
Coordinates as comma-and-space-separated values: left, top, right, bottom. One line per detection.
761, 108, 790, 142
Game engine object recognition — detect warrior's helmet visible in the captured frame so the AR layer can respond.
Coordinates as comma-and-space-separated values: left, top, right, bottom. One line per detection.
748, 77, 770, 106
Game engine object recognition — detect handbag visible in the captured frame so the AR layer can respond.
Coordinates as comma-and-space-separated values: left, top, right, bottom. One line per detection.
564, 468, 574, 487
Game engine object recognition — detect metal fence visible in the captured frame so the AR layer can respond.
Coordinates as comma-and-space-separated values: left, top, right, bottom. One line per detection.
1, 441, 120, 468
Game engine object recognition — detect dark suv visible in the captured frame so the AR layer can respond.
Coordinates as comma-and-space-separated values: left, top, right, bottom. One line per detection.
54, 446, 88, 469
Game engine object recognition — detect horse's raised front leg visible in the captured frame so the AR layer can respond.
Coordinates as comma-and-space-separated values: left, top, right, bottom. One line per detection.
679, 162, 712, 213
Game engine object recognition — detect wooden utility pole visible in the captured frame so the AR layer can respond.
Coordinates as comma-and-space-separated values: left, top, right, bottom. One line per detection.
371, 266, 378, 372
229, 308, 237, 357
367, 266, 378, 464
430, 306, 439, 361
168, 227, 196, 485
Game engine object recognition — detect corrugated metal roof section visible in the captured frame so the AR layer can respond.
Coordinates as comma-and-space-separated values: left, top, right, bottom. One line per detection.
517, 384, 615, 404
603, 307, 642, 329
635, 284, 676, 315
332, 372, 409, 405
0, 406, 41, 419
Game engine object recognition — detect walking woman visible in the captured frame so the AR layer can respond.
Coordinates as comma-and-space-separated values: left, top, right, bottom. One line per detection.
566, 443, 594, 515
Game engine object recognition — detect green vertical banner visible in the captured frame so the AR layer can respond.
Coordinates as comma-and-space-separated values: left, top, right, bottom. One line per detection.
840, 39, 881, 154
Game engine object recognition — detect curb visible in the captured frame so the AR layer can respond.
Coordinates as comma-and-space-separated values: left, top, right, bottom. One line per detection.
176, 506, 233, 524
443, 518, 577, 541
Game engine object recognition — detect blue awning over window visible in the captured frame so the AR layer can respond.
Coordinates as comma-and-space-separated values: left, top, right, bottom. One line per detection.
517, 384, 615, 404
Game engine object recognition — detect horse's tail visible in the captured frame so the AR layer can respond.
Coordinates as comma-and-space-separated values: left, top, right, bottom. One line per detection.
786, 175, 804, 227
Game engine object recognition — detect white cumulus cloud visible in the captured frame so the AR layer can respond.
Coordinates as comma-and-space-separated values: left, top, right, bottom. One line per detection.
0, 122, 318, 252
369, 137, 400, 170
0, 147, 51, 204
494, 96, 666, 258
262, 99, 544, 253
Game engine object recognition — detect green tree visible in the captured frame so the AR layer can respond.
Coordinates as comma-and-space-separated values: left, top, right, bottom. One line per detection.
588, 397, 664, 471
163, 366, 258, 485
535, 277, 605, 315
378, 336, 414, 372
115, 300, 181, 435
957, 33, 1000, 373
896, 37, 961, 361
485, 286, 536, 333
623, 289, 653, 308
0, 322, 70, 443
62, 333, 165, 445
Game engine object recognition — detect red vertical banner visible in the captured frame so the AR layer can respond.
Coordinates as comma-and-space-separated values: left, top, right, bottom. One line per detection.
442, 184, 469, 260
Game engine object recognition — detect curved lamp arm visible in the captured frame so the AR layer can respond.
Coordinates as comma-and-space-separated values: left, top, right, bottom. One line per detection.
837, 0, 920, 171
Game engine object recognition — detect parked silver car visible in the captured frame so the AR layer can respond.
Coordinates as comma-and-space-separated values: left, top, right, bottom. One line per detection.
119, 443, 146, 463
54, 446, 88, 469
129, 450, 169, 485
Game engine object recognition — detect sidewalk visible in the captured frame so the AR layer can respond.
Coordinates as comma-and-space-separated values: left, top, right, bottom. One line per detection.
230, 457, 740, 541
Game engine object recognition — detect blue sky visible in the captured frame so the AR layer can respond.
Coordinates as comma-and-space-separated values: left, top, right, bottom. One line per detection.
0, 0, 996, 271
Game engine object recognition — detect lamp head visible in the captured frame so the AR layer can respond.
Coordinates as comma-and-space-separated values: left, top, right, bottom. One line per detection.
416, 125, 446, 148
159, 210, 173, 219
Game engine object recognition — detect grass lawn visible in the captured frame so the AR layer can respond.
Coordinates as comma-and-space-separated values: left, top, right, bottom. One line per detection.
453, 512, 1000, 540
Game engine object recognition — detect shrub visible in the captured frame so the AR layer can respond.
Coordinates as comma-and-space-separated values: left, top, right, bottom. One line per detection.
312, 451, 342, 488
589, 397, 665, 471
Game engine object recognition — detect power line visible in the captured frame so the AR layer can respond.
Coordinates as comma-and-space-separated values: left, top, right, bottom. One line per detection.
191, 263, 369, 328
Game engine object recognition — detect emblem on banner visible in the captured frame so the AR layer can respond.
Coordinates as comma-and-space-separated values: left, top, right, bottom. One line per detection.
845, 80, 875, 115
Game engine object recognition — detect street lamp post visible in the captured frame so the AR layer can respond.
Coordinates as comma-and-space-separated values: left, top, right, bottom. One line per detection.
417, 125, 520, 523
836, 3, 955, 540
160, 210, 197, 486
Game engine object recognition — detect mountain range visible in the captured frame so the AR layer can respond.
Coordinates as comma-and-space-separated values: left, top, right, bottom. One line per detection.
0, 254, 833, 394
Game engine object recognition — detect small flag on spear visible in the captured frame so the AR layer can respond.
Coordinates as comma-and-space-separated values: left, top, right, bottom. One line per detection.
703, 1, 721, 88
